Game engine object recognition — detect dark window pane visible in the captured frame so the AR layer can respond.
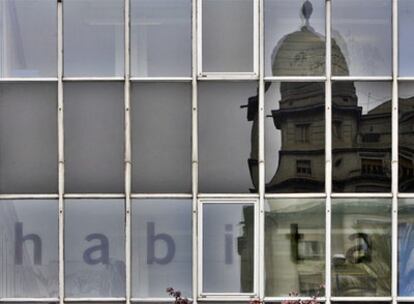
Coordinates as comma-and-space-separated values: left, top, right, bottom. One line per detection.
0, 0, 57, 77
264, 0, 325, 76
64, 82, 124, 193
0, 83, 58, 194
202, 0, 254, 73
399, 0, 414, 76
265, 82, 325, 193
399, 199, 414, 296
399, 83, 414, 192
65, 199, 125, 297
332, 82, 392, 193
63, 0, 124, 77
131, 83, 192, 193
199, 82, 258, 193
0, 200, 58, 298
131, 199, 192, 297
265, 199, 325, 297
131, 0, 192, 77
332, 0, 391, 76
332, 199, 391, 297
203, 203, 254, 293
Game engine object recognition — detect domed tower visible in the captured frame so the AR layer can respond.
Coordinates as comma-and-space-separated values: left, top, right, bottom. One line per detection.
265, 0, 356, 192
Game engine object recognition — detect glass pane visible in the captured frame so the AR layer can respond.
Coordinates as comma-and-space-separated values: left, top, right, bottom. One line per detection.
264, 0, 325, 76
63, 0, 124, 77
331, 0, 391, 76
399, 199, 414, 295
202, 203, 254, 293
399, 0, 414, 76
65, 199, 125, 297
131, 0, 191, 77
131, 199, 192, 297
0, 0, 57, 77
199, 82, 258, 193
399, 83, 414, 192
332, 82, 392, 193
0, 83, 58, 194
331, 198, 391, 297
64, 82, 124, 193
265, 82, 325, 193
131, 83, 192, 193
0, 200, 58, 298
202, 0, 254, 73
265, 199, 325, 297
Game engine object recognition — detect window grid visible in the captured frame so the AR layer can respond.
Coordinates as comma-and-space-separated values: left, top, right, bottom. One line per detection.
0, 0, 412, 303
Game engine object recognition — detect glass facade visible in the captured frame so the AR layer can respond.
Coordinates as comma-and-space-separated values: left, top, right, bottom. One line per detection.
0, 0, 413, 303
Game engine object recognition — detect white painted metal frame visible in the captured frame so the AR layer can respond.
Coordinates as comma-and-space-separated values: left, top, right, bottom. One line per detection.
197, 199, 259, 300
0, 0, 407, 303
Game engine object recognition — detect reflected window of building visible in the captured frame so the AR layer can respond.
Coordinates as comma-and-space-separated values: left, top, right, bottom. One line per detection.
333, 121, 343, 140
64, 199, 125, 298
131, 83, 192, 193
201, 0, 254, 73
265, 199, 325, 297
202, 202, 255, 293
0, 200, 58, 298
332, 199, 391, 297
0, 0, 57, 77
331, 0, 392, 76
198, 82, 258, 193
399, 83, 414, 193
0, 83, 58, 194
63, 0, 124, 77
130, 0, 192, 77
264, 0, 325, 76
332, 82, 392, 193
265, 82, 325, 193
131, 199, 192, 298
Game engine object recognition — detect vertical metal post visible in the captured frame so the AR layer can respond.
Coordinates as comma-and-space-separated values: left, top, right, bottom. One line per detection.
192, 0, 199, 301
392, 0, 399, 302
124, 0, 132, 303
57, 0, 64, 303
258, 0, 265, 300
325, 0, 332, 303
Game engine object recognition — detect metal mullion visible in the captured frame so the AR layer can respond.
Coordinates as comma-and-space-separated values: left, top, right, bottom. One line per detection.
62, 77, 125, 82
330, 297, 392, 302
325, 1, 332, 304
130, 77, 193, 82
124, 0, 132, 303
258, 0, 265, 300
57, 0, 64, 303
63, 193, 126, 199
331, 76, 393, 81
392, 0, 399, 303
0, 194, 59, 199
192, 0, 199, 302
131, 193, 193, 199
64, 298, 126, 302
265, 193, 326, 198
264, 76, 327, 82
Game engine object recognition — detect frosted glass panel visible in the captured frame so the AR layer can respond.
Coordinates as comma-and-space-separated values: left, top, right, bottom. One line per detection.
131, 199, 192, 297
63, 0, 124, 77
64, 82, 124, 193
0, 0, 57, 77
131, 0, 191, 77
203, 203, 254, 293
202, 0, 254, 73
199, 82, 258, 193
65, 199, 125, 297
0, 200, 58, 298
0, 83, 58, 194
131, 83, 192, 193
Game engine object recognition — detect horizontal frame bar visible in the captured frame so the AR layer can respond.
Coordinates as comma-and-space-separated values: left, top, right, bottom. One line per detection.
64, 298, 126, 302
265, 297, 326, 302
264, 76, 326, 82
131, 193, 193, 198
331, 193, 393, 198
62, 77, 125, 82
330, 297, 392, 302
130, 77, 193, 82
0, 194, 59, 199
265, 193, 326, 198
0, 299, 59, 302
0, 78, 58, 82
63, 193, 126, 199
198, 193, 260, 198
331, 76, 393, 81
